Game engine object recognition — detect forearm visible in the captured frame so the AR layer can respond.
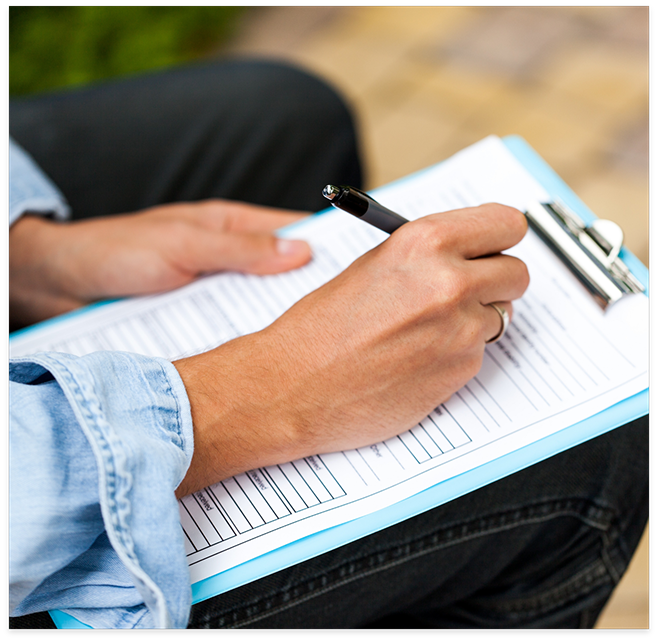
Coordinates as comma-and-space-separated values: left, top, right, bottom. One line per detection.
173, 330, 302, 499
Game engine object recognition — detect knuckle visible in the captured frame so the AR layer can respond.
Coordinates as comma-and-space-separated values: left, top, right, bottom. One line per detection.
436, 269, 470, 309
389, 218, 438, 256
402, 216, 436, 240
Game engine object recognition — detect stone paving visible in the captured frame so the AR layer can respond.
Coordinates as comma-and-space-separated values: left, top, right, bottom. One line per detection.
223, 6, 648, 267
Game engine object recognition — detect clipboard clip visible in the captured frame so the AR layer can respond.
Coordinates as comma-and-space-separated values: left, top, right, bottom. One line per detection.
525, 200, 645, 310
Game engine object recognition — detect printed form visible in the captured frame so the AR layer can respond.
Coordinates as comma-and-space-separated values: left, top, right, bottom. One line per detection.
10, 137, 649, 587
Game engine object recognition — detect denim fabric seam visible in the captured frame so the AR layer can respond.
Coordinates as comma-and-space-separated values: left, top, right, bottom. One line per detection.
475, 556, 611, 617
599, 530, 623, 584
49, 359, 145, 563
192, 497, 616, 628
23, 354, 169, 627
149, 358, 189, 480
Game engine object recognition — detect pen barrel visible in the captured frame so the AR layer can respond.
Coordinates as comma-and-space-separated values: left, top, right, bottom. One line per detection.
328, 185, 409, 234
335, 188, 369, 216
360, 202, 408, 234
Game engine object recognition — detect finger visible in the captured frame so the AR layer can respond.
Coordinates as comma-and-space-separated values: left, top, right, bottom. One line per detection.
185, 230, 312, 275
482, 301, 513, 344
466, 253, 530, 304
192, 200, 312, 234
423, 203, 527, 259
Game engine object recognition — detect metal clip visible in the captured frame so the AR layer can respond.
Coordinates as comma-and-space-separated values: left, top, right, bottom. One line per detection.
525, 201, 645, 310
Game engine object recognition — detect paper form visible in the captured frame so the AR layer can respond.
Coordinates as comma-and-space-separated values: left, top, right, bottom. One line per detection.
10, 136, 649, 588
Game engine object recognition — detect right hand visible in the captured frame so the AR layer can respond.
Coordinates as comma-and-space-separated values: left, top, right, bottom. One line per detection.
174, 203, 529, 497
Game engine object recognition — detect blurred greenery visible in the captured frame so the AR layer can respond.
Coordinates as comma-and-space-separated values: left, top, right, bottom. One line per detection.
9, 6, 249, 96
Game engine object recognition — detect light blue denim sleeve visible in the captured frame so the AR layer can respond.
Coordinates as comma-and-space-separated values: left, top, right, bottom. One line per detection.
9, 351, 195, 628
9, 138, 71, 226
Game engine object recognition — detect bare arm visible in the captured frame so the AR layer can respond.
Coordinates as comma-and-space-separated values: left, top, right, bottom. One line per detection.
9, 198, 528, 501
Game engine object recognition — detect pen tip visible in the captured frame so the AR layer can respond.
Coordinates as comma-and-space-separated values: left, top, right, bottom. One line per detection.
322, 184, 341, 201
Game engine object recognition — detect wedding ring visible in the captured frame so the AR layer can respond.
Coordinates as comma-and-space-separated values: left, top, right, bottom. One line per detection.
486, 303, 509, 344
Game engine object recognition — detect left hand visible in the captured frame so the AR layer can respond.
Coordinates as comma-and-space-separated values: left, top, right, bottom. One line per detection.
9, 199, 312, 328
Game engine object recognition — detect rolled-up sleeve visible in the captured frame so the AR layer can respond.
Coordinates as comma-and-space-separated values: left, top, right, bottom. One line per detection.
9, 351, 195, 628
9, 138, 71, 226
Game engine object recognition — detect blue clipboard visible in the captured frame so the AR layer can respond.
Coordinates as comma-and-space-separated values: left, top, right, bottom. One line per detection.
34, 136, 647, 628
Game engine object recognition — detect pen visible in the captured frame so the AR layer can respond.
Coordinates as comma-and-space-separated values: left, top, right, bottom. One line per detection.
322, 184, 409, 234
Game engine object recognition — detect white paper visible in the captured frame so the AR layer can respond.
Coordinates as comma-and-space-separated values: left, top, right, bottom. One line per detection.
10, 136, 648, 586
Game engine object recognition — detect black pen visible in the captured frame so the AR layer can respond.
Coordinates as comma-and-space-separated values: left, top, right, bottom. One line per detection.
322, 184, 408, 234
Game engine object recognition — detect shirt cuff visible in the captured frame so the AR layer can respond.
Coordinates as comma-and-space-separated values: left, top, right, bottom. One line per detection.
9, 138, 71, 226
9, 351, 195, 628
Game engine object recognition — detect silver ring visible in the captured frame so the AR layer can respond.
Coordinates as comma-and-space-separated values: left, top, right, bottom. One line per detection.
486, 303, 509, 344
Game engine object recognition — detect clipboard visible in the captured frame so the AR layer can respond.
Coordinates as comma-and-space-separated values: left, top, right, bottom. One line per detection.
41, 135, 648, 629
190, 134, 650, 601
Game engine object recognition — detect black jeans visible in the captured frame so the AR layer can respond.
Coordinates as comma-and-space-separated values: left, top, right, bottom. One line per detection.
10, 58, 363, 217
9, 59, 648, 629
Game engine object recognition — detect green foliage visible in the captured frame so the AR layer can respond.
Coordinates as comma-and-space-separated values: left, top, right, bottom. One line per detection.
9, 6, 248, 96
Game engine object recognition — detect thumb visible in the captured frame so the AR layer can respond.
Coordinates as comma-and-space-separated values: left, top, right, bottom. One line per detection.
191, 231, 312, 275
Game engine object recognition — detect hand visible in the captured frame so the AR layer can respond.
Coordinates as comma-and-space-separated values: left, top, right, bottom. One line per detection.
173, 203, 529, 498
9, 200, 312, 328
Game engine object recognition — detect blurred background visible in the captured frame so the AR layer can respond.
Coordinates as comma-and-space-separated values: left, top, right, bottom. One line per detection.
10, 5, 649, 629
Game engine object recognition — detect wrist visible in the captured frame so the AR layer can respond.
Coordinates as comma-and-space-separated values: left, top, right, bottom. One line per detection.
9, 215, 81, 328
173, 330, 303, 498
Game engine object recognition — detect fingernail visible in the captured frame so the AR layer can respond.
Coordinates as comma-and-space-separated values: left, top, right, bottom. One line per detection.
276, 238, 308, 256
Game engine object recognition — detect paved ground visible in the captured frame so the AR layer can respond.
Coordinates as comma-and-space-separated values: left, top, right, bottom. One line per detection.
222, 6, 648, 267
219, 6, 649, 629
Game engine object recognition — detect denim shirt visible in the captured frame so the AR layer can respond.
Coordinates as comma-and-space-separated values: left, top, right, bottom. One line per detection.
9, 139, 196, 628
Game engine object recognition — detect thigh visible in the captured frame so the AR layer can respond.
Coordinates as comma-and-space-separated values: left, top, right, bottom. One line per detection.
9, 611, 56, 629
9, 59, 363, 219
188, 415, 648, 629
